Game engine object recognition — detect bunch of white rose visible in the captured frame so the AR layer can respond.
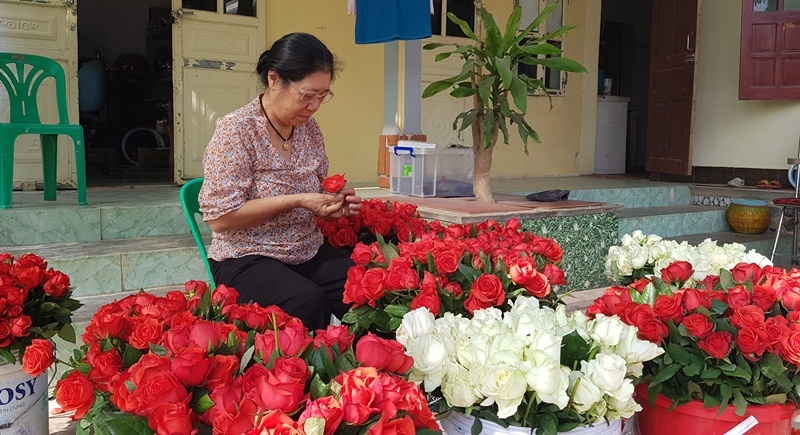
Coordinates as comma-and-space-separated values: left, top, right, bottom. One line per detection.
605, 231, 771, 284
397, 297, 664, 427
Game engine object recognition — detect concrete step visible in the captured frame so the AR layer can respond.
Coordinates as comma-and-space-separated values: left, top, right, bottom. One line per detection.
0, 234, 210, 298
618, 205, 729, 239
569, 185, 692, 209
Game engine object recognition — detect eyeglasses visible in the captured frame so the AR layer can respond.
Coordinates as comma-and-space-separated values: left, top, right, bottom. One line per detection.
289, 81, 334, 104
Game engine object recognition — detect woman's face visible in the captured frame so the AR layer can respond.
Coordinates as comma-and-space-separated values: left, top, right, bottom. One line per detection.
268, 70, 332, 126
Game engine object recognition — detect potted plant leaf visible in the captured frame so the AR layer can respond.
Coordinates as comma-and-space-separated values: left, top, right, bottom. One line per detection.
422, 1, 587, 203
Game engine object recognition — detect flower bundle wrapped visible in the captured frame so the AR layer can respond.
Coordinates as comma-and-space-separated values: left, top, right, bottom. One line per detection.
604, 231, 770, 285
55, 281, 441, 435
397, 297, 663, 435
0, 252, 81, 376
588, 261, 800, 415
341, 218, 567, 333
317, 198, 431, 249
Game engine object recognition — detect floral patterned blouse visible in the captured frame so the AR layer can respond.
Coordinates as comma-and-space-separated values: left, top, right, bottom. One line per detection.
199, 96, 328, 264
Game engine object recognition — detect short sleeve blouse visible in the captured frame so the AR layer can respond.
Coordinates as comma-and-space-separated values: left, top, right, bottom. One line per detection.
199, 96, 328, 264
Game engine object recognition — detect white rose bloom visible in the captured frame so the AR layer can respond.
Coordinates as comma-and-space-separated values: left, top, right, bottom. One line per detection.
441, 362, 483, 408
582, 354, 629, 399
606, 395, 642, 420
479, 364, 528, 418
526, 330, 562, 363
522, 359, 570, 409
456, 333, 491, 368
629, 245, 649, 270
469, 307, 505, 336
569, 372, 603, 413
406, 333, 453, 392
620, 233, 635, 246
397, 308, 436, 347
615, 254, 634, 277
587, 314, 626, 347
614, 325, 664, 366
644, 233, 662, 244
487, 334, 525, 366
743, 250, 772, 267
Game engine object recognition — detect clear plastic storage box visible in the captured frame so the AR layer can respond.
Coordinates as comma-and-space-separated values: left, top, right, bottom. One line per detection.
389, 141, 473, 198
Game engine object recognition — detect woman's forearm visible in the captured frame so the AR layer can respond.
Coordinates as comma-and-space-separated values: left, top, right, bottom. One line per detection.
207, 194, 306, 233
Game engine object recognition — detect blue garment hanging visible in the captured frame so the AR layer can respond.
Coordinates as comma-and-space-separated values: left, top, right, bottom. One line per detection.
355, 0, 432, 44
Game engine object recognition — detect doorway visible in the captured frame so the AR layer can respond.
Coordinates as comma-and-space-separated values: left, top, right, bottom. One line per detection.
77, 0, 174, 186
598, 0, 653, 175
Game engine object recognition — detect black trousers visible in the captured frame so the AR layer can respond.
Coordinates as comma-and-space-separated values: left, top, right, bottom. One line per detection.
209, 243, 352, 330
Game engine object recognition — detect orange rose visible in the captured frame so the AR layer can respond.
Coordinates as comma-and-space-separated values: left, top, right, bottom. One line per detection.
55, 371, 96, 420
148, 402, 197, 435
21, 339, 54, 377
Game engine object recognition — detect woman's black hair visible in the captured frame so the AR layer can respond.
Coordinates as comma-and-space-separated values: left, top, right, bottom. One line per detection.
256, 32, 343, 87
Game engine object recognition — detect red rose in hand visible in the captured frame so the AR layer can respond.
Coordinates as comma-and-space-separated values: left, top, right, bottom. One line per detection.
660, 260, 694, 284
682, 313, 714, 339
698, 330, 732, 359
148, 402, 197, 435
463, 273, 505, 315
21, 339, 54, 377
355, 333, 414, 374
322, 173, 347, 194
55, 371, 96, 420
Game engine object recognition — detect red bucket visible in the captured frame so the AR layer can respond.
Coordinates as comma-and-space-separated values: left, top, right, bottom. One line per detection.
634, 384, 796, 435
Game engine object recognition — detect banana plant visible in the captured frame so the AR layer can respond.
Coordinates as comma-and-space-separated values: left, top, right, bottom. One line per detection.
422, 1, 586, 203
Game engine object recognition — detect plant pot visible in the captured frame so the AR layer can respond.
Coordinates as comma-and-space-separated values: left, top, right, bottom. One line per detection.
726, 199, 771, 234
0, 360, 48, 434
634, 384, 795, 435
440, 411, 622, 435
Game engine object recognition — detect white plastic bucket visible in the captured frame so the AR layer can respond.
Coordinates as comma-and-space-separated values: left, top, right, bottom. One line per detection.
440, 411, 622, 435
0, 361, 48, 434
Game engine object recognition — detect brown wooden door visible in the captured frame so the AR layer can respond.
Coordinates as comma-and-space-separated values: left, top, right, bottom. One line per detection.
740, 0, 800, 100
646, 0, 700, 175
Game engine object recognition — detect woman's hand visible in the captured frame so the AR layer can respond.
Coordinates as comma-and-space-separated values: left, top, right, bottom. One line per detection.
303, 193, 346, 218
330, 188, 362, 219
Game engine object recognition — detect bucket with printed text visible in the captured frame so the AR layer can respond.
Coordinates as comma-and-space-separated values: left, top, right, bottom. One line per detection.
0, 360, 48, 434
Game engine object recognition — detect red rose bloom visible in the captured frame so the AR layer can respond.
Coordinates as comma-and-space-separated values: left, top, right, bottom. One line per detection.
660, 260, 694, 284
322, 173, 347, 194
410, 289, 441, 316
682, 313, 714, 339
730, 305, 766, 329
21, 338, 54, 377
55, 371, 96, 420
752, 285, 778, 312
43, 270, 70, 297
148, 402, 198, 435
433, 250, 460, 275
464, 273, 505, 315
653, 293, 684, 323
735, 327, 769, 361
698, 330, 732, 359
726, 285, 752, 310
355, 333, 414, 374
299, 396, 344, 435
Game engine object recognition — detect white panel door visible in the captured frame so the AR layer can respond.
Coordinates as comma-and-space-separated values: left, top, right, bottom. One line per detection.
421, 36, 472, 148
0, 0, 79, 189
172, 0, 265, 182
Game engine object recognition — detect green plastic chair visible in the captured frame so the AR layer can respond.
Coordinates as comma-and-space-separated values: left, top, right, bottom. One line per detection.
180, 177, 216, 287
0, 53, 87, 208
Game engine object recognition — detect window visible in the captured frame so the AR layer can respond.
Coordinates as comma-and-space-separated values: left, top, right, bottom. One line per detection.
515, 0, 567, 95
431, 0, 476, 38
740, 0, 800, 99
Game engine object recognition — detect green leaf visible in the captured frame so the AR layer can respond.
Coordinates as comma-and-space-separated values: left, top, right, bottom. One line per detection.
525, 57, 586, 73
710, 298, 729, 316
58, 323, 75, 343
683, 364, 702, 377
121, 345, 143, 369
666, 342, 691, 365
478, 76, 495, 107
517, 42, 562, 56
560, 331, 591, 370
446, 12, 479, 43
239, 345, 255, 375
510, 76, 528, 114
450, 85, 478, 98
700, 367, 722, 379
422, 79, 455, 99
651, 363, 682, 383
304, 417, 327, 435
470, 415, 483, 435
502, 6, 522, 51
719, 268, 736, 289
423, 43, 452, 50
309, 374, 329, 399
761, 353, 786, 380
148, 343, 168, 357
193, 392, 214, 413
384, 303, 411, 320
105, 413, 154, 435
732, 388, 748, 416
512, 1, 557, 46
435, 51, 454, 62
495, 56, 514, 90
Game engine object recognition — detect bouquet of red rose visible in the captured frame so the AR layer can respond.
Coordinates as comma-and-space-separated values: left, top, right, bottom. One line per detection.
587, 260, 800, 416
341, 217, 568, 334
317, 198, 433, 249
0, 252, 81, 377
54, 280, 441, 435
